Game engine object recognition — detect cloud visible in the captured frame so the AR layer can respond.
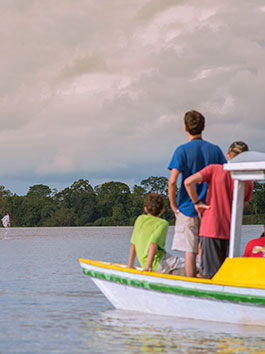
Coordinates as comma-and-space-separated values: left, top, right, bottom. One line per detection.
0, 0, 264, 194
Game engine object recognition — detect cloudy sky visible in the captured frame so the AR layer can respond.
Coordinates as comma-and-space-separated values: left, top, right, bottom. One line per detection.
1, 0, 265, 195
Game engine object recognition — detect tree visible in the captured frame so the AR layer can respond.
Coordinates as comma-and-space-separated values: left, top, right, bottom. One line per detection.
22, 184, 55, 226
27, 184, 52, 198
95, 181, 131, 225
6, 194, 23, 226
55, 179, 97, 225
129, 185, 145, 223
140, 176, 169, 196
44, 208, 77, 226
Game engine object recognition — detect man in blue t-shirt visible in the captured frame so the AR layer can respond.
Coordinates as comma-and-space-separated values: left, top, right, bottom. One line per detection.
168, 110, 226, 277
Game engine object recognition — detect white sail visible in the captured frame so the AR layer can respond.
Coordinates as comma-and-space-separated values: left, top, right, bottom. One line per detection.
2, 214, 10, 228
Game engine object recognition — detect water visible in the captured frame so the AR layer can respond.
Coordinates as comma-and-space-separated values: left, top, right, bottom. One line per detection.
0, 225, 264, 353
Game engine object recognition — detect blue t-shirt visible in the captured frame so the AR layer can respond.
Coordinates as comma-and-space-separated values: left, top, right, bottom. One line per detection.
168, 139, 226, 217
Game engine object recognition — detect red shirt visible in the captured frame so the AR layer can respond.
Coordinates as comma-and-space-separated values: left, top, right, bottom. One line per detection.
199, 164, 253, 239
243, 237, 265, 257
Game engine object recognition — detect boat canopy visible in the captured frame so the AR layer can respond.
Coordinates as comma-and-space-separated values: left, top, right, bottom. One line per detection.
224, 151, 265, 258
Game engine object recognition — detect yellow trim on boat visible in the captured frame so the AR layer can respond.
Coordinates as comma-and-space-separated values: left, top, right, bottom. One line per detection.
79, 258, 212, 284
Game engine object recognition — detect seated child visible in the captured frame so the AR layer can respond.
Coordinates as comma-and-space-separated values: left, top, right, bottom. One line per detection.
128, 192, 184, 275
243, 225, 265, 258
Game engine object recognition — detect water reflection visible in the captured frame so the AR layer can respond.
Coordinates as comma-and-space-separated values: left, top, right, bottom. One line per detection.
80, 310, 265, 354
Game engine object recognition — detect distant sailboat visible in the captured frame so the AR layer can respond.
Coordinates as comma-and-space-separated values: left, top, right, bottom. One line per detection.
2, 213, 10, 228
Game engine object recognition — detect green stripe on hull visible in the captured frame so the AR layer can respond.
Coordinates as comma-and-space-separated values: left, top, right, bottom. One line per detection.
82, 268, 265, 306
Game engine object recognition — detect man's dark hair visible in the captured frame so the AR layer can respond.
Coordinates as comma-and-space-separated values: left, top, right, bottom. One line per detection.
144, 193, 164, 216
228, 141, 249, 158
184, 110, 205, 135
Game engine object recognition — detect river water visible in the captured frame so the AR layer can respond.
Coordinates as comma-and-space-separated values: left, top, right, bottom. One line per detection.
0, 225, 264, 353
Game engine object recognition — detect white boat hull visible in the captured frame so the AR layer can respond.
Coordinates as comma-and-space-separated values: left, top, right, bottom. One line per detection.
80, 258, 265, 327
93, 278, 265, 326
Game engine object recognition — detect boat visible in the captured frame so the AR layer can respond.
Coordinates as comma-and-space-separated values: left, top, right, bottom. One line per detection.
79, 151, 265, 326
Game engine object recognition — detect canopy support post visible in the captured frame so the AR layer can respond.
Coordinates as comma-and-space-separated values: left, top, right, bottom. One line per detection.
229, 180, 245, 258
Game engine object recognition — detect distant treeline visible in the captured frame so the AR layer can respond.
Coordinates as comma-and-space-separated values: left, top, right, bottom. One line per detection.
0, 177, 264, 227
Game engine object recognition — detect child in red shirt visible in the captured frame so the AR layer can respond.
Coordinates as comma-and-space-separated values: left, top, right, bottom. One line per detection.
243, 225, 265, 258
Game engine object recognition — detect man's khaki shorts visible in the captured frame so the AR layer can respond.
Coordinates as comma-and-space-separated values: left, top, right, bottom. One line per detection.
172, 211, 200, 253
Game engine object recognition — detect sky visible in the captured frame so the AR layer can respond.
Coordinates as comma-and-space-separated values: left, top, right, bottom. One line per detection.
1, 0, 265, 195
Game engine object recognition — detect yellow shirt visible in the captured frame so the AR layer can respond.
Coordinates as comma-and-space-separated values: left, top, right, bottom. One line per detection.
131, 214, 168, 270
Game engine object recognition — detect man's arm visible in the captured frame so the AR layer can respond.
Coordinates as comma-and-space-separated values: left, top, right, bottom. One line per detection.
128, 243, 136, 268
145, 242, 158, 272
184, 172, 210, 218
168, 168, 180, 214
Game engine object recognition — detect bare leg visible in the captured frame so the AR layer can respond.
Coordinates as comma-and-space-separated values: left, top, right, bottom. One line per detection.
184, 252, 196, 277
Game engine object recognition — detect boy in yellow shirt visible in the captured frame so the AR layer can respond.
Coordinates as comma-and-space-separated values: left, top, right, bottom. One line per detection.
128, 193, 184, 274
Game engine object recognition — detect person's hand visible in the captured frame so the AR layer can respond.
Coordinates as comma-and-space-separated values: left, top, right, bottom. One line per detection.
170, 203, 179, 215
144, 266, 153, 272
195, 202, 210, 218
